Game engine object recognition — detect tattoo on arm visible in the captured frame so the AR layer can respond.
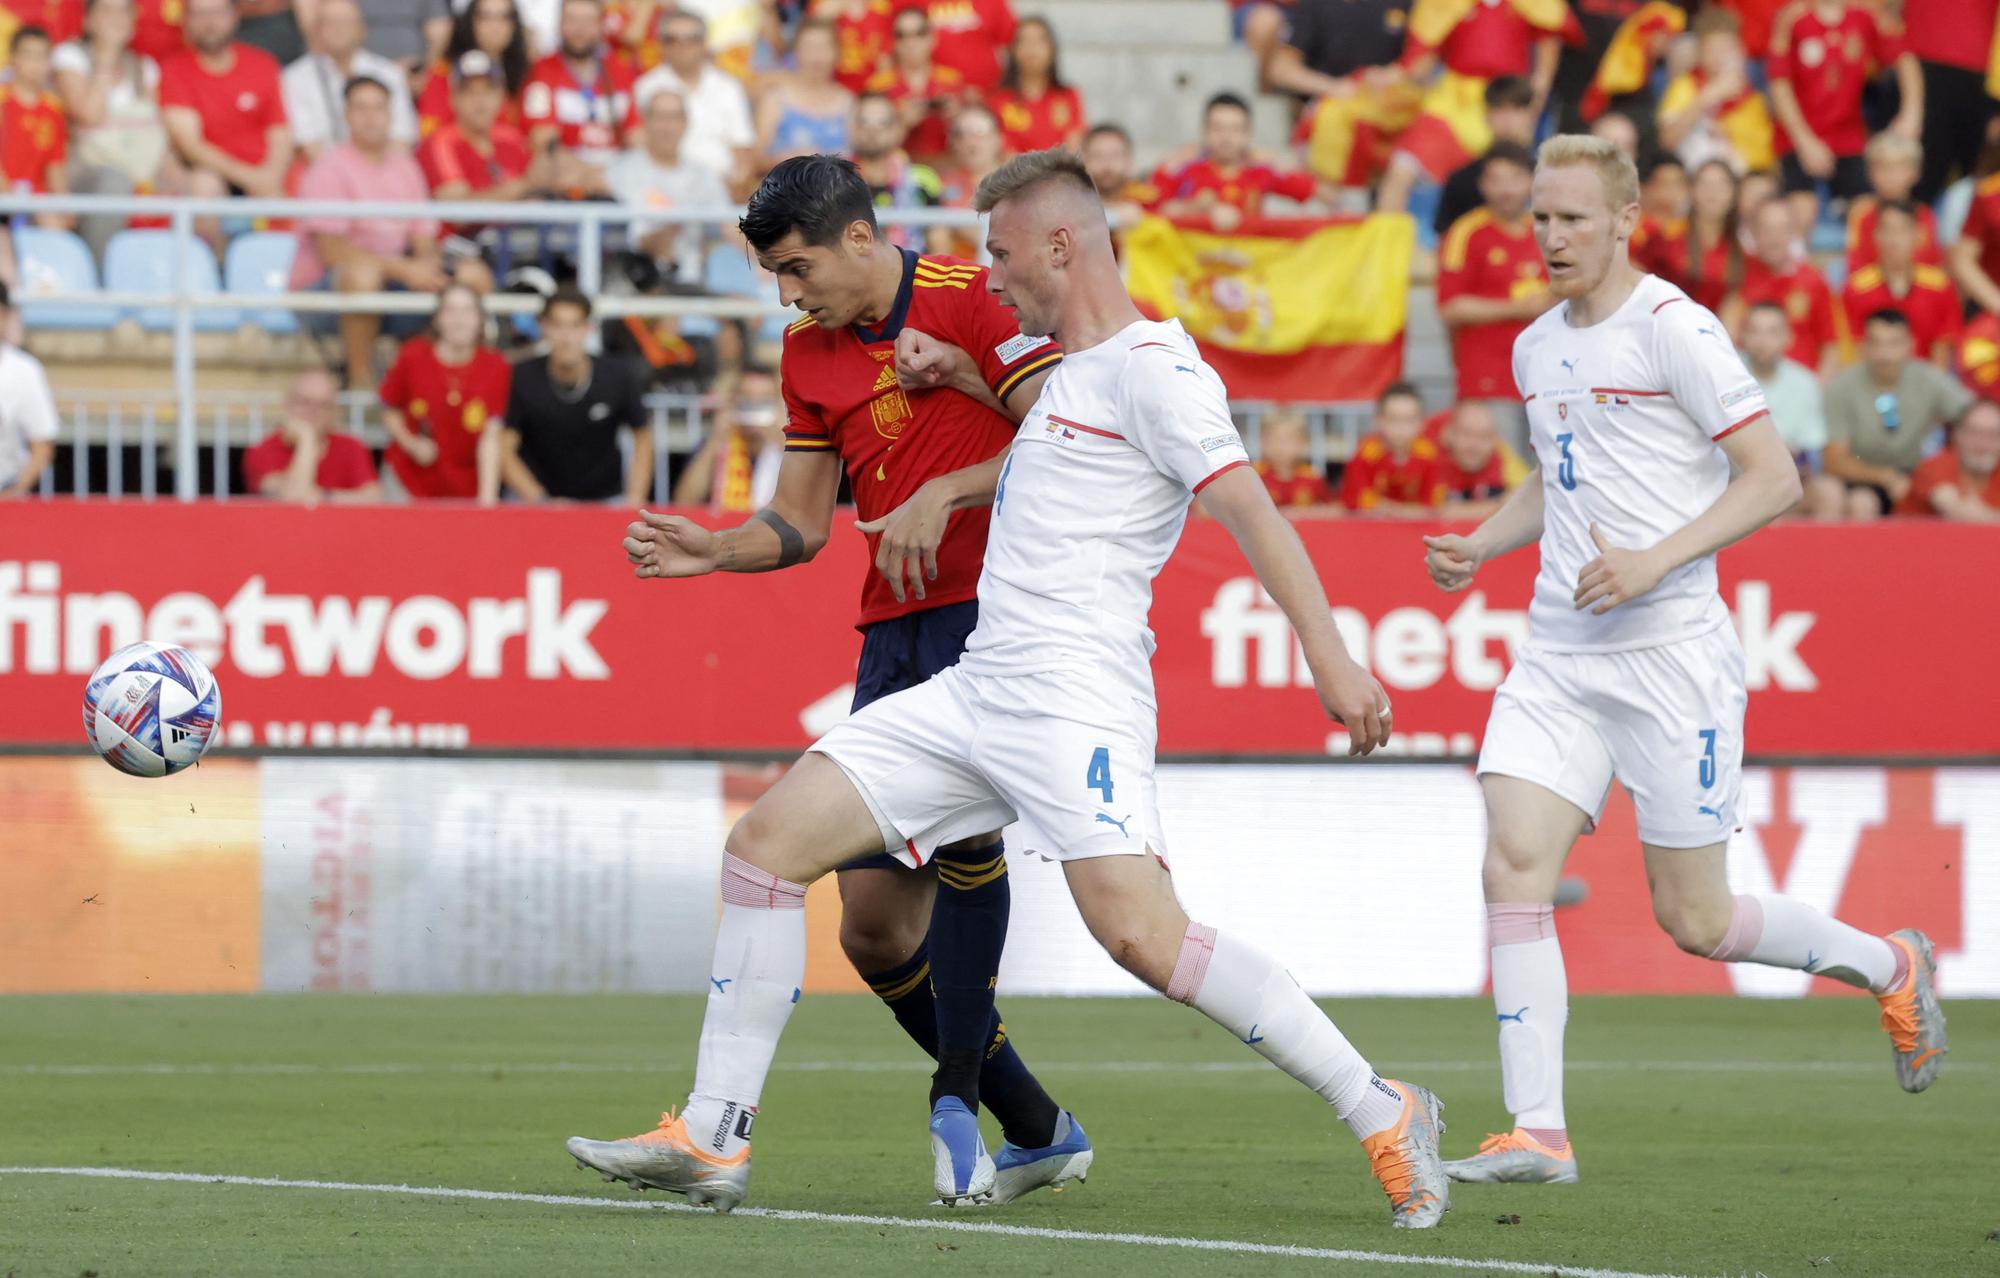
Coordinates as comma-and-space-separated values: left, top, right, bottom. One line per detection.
753, 507, 807, 568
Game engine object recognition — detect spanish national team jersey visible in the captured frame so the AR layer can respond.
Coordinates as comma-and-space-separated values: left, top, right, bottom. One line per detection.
781, 249, 1062, 629
1513, 274, 1768, 653
958, 319, 1251, 704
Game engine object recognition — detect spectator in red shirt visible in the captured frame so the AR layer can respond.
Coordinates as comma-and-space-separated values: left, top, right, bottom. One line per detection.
864, 5, 966, 165
159, 0, 292, 247
1845, 132, 1939, 275
985, 16, 1081, 155
1897, 398, 2000, 520
379, 283, 512, 503
1728, 195, 1848, 375
1767, 0, 1922, 236
1841, 200, 1961, 366
1436, 399, 1512, 519
2, 1, 80, 45
819, 0, 893, 94
1436, 141, 1547, 453
924, 0, 1013, 94
522, 0, 640, 172
244, 369, 383, 502
0, 27, 73, 212
127, 0, 182, 63
1253, 408, 1336, 512
419, 50, 552, 238
417, 0, 531, 139
1948, 167, 2000, 321
1152, 92, 1326, 231
1340, 381, 1445, 516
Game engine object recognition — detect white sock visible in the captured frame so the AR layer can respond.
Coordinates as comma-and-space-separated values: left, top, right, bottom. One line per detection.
1708, 894, 1900, 991
683, 853, 807, 1158
1488, 904, 1568, 1138
1167, 923, 1405, 1139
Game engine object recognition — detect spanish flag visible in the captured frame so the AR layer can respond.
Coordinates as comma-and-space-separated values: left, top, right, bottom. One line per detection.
1582, 0, 1685, 121
1124, 214, 1416, 401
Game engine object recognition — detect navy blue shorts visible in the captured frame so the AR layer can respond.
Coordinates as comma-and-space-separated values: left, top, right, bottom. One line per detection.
840, 599, 981, 872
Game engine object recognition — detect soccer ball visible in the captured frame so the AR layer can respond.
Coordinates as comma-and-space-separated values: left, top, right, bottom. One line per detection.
82, 641, 223, 777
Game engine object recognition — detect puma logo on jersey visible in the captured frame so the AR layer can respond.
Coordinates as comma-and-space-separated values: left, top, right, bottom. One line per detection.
1560, 357, 1578, 373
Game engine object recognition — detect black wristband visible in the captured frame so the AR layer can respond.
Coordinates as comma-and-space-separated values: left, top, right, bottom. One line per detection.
753, 508, 807, 567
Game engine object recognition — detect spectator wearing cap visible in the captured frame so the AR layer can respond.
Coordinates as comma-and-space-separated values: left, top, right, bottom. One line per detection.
1898, 398, 2000, 521
418, 49, 553, 240
292, 74, 491, 389
1821, 309, 1977, 520
158, 0, 292, 244
522, 0, 640, 173
632, 8, 753, 195
417, 0, 531, 138
244, 369, 384, 503
284, 0, 419, 161
0, 282, 58, 499
863, 5, 965, 166
608, 86, 730, 285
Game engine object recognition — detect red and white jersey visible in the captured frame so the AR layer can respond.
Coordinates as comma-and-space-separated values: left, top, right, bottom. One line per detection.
1513, 274, 1768, 653
959, 319, 1251, 703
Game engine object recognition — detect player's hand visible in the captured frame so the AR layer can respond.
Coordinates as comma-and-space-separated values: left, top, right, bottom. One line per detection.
1318, 657, 1393, 756
854, 480, 951, 603
1573, 523, 1666, 614
624, 509, 722, 578
895, 327, 974, 394
1423, 532, 1481, 592
401, 435, 439, 467
1797, 136, 1836, 179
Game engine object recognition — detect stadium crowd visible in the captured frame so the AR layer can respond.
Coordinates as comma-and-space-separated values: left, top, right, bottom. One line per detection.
0, 0, 1994, 522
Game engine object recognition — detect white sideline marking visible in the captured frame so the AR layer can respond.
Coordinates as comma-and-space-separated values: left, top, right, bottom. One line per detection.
0, 1165, 1695, 1278
0, 1057, 1963, 1078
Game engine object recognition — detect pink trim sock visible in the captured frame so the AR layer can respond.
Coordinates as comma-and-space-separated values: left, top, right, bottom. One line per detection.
1883, 936, 1912, 993
1706, 894, 1764, 961
720, 852, 807, 909
1522, 1126, 1569, 1154
1166, 922, 1218, 1005
1488, 902, 1555, 945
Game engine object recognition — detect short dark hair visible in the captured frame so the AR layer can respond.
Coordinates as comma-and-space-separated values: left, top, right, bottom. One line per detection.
1865, 308, 1910, 331
543, 286, 593, 320
344, 74, 391, 102
1746, 300, 1791, 325
739, 154, 878, 252
1086, 122, 1131, 148
10, 24, 48, 52
1643, 154, 1687, 182
1377, 380, 1423, 410
1482, 140, 1535, 176
1484, 75, 1533, 110
1204, 91, 1250, 119
1875, 198, 1918, 223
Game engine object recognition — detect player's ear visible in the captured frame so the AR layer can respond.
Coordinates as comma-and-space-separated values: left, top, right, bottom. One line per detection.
1615, 201, 1641, 243
1049, 224, 1072, 268
843, 218, 873, 256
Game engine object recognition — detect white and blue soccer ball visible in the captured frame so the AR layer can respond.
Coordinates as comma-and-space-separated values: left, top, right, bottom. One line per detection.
82, 641, 223, 777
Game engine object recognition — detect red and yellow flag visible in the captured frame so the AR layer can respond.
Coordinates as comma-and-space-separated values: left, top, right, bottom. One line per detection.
1124, 214, 1415, 401
1583, 0, 1686, 121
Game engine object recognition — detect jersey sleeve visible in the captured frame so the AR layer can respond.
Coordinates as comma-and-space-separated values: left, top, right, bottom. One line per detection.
1267, 167, 1317, 205
778, 340, 834, 452
1120, 346, 1250, 494
1435, 219, 1479, 303
378, 345, 415, 411
938, 268, 1063, 404
1652, 302, 1769, 441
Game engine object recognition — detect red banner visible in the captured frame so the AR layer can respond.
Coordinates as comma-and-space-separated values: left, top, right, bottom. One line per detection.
2, 501, 1995, 757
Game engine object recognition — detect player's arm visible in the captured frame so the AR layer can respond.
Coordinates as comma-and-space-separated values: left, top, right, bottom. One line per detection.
623, 448, 843, 578
1198, 466, 1392, 755
1424, 464, 1545, 590
1574, 413, 1801, 613
856, 447, 1009, 604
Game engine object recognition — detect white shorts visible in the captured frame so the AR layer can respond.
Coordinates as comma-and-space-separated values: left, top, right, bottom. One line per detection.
1475, 623, 1747, 849
811, 664, 1168, 868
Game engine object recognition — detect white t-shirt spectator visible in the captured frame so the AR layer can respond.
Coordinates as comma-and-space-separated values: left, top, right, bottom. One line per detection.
632, 63, 752, 184
51, 42, 167, 181
1752, 355, 1828, 455
608, 147, 731, 282
283, 49, 421, 153
0, 344, 60, 490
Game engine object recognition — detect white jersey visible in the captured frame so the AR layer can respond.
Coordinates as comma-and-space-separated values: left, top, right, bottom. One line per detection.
958, 318, 1251, 703
1513, 274, 1769, 652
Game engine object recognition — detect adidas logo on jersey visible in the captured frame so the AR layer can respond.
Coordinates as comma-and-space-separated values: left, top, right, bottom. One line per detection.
873, 365, 898, 391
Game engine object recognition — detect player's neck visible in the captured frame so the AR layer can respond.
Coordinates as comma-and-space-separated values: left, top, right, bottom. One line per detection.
858, 250, 907, 327
1053, 280, 1145, 353
1562, 259, 1644, 328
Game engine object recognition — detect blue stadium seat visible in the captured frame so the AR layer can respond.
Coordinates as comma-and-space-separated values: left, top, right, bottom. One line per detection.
703, 244, 789, 343
13, 227, 119, 330
223, 232, 301, 335
103, 229, 237, 332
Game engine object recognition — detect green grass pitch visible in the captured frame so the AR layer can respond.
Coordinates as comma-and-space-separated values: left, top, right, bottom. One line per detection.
0, 994, 1992, 1276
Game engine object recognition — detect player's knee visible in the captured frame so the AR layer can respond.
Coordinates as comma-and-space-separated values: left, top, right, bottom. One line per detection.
1482, 826, 1551, 899
1654, 895, 1730, 957
839, 909, 925, 976
723, 803, 795, 878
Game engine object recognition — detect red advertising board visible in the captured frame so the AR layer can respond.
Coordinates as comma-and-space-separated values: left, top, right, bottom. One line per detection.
2, 501, 1995, 757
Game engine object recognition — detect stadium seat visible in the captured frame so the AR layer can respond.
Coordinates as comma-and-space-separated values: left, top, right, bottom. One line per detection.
103, 229, 237, 332
222, 232, 301, 335
13, 227, 119, 330
703, 244, 789, 343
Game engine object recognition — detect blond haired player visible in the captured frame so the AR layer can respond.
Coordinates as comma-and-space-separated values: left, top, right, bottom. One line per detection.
1423, 135, 1947, 1186
568, 148, 1454, 1228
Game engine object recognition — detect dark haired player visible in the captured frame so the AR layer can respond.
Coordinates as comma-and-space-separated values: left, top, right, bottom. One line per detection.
568, 154, 1085, 1208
